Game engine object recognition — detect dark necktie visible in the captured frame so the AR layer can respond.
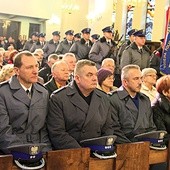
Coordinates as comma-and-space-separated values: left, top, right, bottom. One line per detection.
26, 90, 31, 99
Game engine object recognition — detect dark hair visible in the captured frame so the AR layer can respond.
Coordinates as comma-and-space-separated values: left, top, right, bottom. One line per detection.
13, 51, 33, 68
156, 75, 170, 94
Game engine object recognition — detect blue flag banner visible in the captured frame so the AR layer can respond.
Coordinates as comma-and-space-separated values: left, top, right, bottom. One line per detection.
160, 7, 170, 75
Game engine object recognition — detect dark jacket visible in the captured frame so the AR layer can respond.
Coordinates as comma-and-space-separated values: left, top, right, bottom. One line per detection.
109, 86, 156, 143
121, 42, 151, 70
152, 94, 170, 144
47, 81, 113, 150
89, 37, 118, 69
38, 64, 51, 83
69, 38, 92, 60
44, 77, 59, 96
0, 76, 51, 151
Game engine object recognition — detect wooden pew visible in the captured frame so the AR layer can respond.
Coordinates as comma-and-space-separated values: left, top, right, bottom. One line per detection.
46, 148, 90, 170
8, 141, 169, 170
89, 142, 150, 170
0, 155, 13, 170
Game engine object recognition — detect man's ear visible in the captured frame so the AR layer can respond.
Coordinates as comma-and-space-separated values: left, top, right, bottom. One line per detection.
14, 67, 19, 76
74, 74, 80, 83
162, 90, 168, 97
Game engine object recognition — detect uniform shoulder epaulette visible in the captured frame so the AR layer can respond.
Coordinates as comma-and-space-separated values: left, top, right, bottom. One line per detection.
0, 80, 9, 87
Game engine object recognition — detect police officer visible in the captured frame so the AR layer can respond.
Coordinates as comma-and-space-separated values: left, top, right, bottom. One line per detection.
89, 26, 117, 69
43, 31, 60, 59
120, 29, 151, 70
30, 33, 46, 53
91, 34, 100, 44
69, 28, 92, 60
55, 30, 74, 55
74, 33, 81, 41
23, 32, 38, 51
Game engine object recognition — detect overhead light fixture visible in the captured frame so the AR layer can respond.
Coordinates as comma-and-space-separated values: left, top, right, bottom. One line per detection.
62, 0, 79, 14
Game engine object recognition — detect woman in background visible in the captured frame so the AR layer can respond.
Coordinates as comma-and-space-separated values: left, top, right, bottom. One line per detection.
152, 75, 170, 145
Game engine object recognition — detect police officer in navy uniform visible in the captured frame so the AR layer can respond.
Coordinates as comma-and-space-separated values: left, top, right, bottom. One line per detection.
30, 33, 46, 53
91, 34, 100, 44
74, 33, 81, 41
55, 30, 74, 55
89, 26, 117, 69
43, 31, 60, 59
120, 29, 151, 70
23, 32, 38, 51
69, 28, 93, 60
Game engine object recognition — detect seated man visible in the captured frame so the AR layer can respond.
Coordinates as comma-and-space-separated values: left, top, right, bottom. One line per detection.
47, 59, 113, 149
109, 64, 156, 143
0, 51, 51, 152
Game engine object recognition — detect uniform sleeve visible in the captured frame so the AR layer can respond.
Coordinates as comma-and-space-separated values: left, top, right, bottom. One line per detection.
69, 43, 78, 59
89, 43, 104, 63
120, 49, 131, 69
0, 95, 21, 149
109, 95, 131, 143
55, 43, 63, 55
47, 94, 81, 149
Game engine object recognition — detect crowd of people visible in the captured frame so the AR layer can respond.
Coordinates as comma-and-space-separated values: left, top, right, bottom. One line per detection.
0, 26, 168, 169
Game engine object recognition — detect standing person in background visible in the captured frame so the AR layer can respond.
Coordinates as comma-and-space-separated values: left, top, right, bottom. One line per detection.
120, 29, 151, 70
74, 33, 81, 42
69, 28, 92, 60
91, 34, 100, 44
23, 32, 38, 51
30, 33, 46, 53
150, 38, 164, 78
43, 31, 60, 59
0, 51, 51, 152
56, 30, 74, 55
89, 26, 118, 70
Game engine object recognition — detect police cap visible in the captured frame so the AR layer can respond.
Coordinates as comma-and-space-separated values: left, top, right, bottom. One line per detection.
52, 31, 60, 36
38, 33, 46, 38
81, 28, 91, 34
91, 34, 100, 40
133, 29, 146, 37
128, 29, 138, 36
31, 32, 38, 37
65, 30, 74, 35
7, 143, 46, 169
102, 26, 113, 33
134, 130, 167, 150
80, 135, 117, 159
74, 33, 81, 38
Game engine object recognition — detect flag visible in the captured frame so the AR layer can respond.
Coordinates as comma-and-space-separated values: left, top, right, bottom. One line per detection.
160, 6, 170, 75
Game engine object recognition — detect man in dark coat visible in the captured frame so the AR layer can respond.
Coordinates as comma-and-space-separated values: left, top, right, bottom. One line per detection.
23, 32, 38, 51
109, 64, 156, 143
0, 51, 51, 152
89, 26, 117, 69
55, 30, 74, 55
44, 60, 69, 96
47, 59, 113, 149
43, 31, 60, 59
120, 29, 151, 70
39, 54, 58, 83
69, 28, 92, 60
